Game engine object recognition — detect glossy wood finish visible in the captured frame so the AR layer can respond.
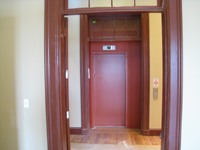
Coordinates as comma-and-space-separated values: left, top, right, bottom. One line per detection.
150, 129, 162, 136
45, 0, 69, 150
157, 0, 162, 7
141, 13, 150, 136
64, 18, 71, 149
161, 0, 183, 150
90, 41, 141, 129
63, 7, 163, 15
70, 127, 161, 145
80, 15, 90, 135
70, 128, 82, 135
45, 0, 183, 150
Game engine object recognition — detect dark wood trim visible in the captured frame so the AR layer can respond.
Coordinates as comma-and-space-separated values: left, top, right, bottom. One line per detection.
140, 13, 150, 136
134, 0, 136, 6
80, 15, 90, 135
65, 0, 68, 10
88, 0, 90, 8
111, 0, 113, 7
161, 0, 183, 150
45, 0, 183, 149
64, 18, 70, 150
63, 7, 163, 15
70, 127, 82, 135
149, 129, 162, 136
45, 0, 69, 150
157, 0, 162, 7
89, 38, 141, 42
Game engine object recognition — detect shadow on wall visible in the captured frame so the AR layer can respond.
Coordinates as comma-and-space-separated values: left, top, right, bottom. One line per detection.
0, 17, 19, 150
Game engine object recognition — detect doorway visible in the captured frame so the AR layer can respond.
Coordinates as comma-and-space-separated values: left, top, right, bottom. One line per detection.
44, 0, 183, 149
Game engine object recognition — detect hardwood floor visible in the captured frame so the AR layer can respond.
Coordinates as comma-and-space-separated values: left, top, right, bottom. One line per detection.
70, 127, 161, 145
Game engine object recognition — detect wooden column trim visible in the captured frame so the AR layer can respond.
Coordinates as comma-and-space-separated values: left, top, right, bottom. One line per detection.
141, 13, 150, 136
80, 15, 90, 135
161, 0, 183, 150
45, 0, 69, 150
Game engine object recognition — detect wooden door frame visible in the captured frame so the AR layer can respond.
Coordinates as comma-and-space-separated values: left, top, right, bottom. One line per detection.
44, 0, 183, 150
80, 14, 148, 134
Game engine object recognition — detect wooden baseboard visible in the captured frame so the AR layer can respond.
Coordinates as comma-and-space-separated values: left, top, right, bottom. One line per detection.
141, 129, 161, 136
70, 127, 82, 135
141, 129, 150, 136
149, 129, 161, 136
70, 127, 90, 135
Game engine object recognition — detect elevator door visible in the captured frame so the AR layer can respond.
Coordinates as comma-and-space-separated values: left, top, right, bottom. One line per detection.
93, 54, 126, 126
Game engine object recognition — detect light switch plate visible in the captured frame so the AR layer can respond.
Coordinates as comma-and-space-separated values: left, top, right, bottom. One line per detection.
24, 99, 29, 108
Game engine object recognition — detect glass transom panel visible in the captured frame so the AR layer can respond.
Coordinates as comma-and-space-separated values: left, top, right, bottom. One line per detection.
68, 0, 88, 9
113, 0, 134, 7
90, 0, 111, 7
136, 0, 157, 6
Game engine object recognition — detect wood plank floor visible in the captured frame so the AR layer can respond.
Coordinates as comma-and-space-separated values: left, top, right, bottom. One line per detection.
70, 127, 161, 145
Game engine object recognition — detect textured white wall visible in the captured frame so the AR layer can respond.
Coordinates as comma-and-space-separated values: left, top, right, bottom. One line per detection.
181, 0, 200, 150
68, 15, 82, 127
0, 1, 47, 150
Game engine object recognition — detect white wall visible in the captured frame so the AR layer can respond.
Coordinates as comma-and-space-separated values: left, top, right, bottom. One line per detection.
181, 0, 200, 150
0, 1, 47, 150
68, 15, 82, 127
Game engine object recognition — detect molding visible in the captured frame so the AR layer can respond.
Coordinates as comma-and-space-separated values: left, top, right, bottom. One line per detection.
161, 0, 183, 150
70, 127, 90, 135
141, 13, 150, 136
141, 129, 162, 136
45, 0, 69, 150
80, 15, 90, 135
150, 129, 162, 136
70, 128, 82, 135
63, 7, 163, 15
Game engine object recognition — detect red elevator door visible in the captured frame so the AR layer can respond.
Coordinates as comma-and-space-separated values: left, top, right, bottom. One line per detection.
93, 54, 126, 126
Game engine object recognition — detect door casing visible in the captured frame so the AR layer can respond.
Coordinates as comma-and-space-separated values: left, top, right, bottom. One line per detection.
44, 0, 183, 150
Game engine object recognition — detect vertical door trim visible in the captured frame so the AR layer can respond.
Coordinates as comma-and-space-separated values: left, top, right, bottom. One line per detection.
80, 15, 90, 135
161, 0, 183, 150
44, 0, 69, 150
141, 13, 150, 136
